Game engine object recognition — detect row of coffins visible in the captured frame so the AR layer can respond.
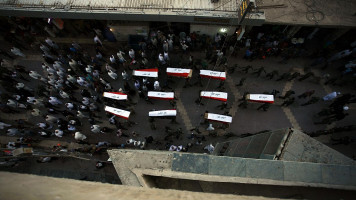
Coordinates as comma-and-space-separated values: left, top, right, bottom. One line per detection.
103, 68, 274, 124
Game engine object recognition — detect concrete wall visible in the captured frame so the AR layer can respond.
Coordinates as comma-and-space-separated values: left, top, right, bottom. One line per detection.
190, 24, 235, 37
0, 172, 277, 200
109, 23, 149, 41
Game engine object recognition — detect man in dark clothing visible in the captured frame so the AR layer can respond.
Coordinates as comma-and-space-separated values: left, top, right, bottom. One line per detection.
301, 97, 320, 106
257, 103, 270, 111
239, 92, 250, 101
239, 65, 253, 73
298, 72, 314, 81
298, 90, 315, 99
330, 94, 354, 108
281, 97, 295, 107
324, 77, 337, 85
238, 100, 248, 108
331, 136, 354, 145
190, 126, 202, 134
276, 72, 289, 81
266, 70, 279, 79
288, 72, 300, 81
235, 77, 246, 87
252, 67, 266, 77
279, 90, 295, 99
217, 102, 229, 110
270, 89, 280, 97
195, 91, 204, 105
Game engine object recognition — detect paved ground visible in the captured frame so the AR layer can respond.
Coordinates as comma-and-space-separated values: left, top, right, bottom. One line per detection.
0, 25, 355, 182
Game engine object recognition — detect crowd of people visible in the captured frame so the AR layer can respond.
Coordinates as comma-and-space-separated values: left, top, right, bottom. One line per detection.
0, 17, 355, 162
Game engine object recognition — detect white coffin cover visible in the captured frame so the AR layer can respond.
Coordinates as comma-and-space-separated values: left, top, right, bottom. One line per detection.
103, 92, 127, 100
149, 110, 177, 117
148, 91, 174, 100
207, 113, 232, 123
166, 68, 192, 78
133, 68, 158, 77
248, 94, 274, 103
105, 106, 130, 119
200, 70, 226, 80
200, 91, 228, 102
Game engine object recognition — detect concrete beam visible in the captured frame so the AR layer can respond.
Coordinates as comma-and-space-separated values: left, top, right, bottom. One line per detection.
0, 172, 275, 200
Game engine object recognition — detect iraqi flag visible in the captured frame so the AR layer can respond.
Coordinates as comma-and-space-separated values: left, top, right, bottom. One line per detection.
205, 113, 232, 123
149, 110, 177, 117
105, 106, 130, 120
148, 91, 174, 100
166, 68, 192, 78
103, 92, 127, 101
200, 70, 226, 80
133, 68, 158, 78
200, 91, 227, 102
247, 94, 274, 104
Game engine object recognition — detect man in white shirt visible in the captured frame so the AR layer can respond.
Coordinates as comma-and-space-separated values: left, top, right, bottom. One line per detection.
46, 115, 58, 123
7, 99, 17, 108
54, 129, 63, 137
129, 49, 135, 60
86, 65, 93, 73
68, 125, 76, 131
91, 125, 101, 133
94, 35, 103, 46
82, 97, 90, 106
158, 54, 166, 65
7, 128, 19, 136
108, 70, 117, 80
27, 97, 37, 104
59, 91, 70, 99
65, 102, 74, 110
67, 74, 76, 84
117, 51, 126, 63
110, 55, 116, 64
122, 70, 129, 81
11, 47, 25, 57
0, 122, 11, 129
75, 132, 87, 141
77, 77, 88, 87
49, 96, 62, 105
92, 70, 100, 79
154, 80, 160, 91
29, 71, 42, 79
